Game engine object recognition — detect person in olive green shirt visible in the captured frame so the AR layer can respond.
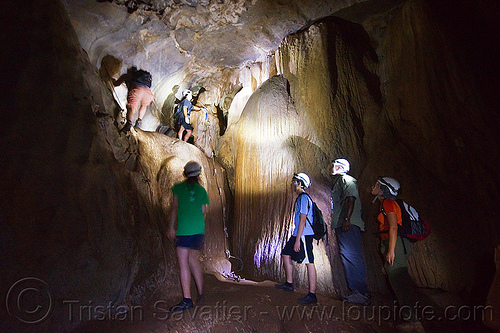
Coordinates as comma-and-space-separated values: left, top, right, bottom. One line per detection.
168, 161, 209, 312
331, 159, 369, 305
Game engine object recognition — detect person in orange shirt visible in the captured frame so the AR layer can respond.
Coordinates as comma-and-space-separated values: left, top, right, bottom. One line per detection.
372, 177, 425, 333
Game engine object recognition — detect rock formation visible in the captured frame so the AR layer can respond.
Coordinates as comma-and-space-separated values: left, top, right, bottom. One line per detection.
1, 0, 499, 332
485, 245, 500, 331
0, 0, 228, 330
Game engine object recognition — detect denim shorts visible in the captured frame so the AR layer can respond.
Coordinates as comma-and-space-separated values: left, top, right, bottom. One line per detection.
176, 234, 204, 250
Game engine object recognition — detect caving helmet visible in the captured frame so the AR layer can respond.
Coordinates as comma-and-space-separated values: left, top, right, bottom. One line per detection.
182, 89, 193, 100
332, 158, 350, 175
377, 177, 400, 197
293, 172, 311, 189
184, 161, 202, 177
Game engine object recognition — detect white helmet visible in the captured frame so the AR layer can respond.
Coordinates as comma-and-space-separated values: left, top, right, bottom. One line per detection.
377, 177, 400, 196
332, 158, 350, 175
293, 172, 311, 189
184, 161, 202, 177
182, 89, 192, 97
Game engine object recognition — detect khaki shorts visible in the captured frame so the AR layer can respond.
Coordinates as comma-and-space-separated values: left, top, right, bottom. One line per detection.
127, 86, 154, 110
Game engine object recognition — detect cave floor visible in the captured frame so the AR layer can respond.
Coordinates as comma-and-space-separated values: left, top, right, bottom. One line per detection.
71, 274, 490, 333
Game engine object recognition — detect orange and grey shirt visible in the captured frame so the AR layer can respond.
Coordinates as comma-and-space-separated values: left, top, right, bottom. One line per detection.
377, 198, 402, 241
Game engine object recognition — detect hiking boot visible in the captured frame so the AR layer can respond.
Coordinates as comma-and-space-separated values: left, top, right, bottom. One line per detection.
343, 291, 370, 306
135, 118, 142, 129
298, 293, 317, 305
169, 298, 193, 312
120, 120, 132, 133
275, 282, 294, 292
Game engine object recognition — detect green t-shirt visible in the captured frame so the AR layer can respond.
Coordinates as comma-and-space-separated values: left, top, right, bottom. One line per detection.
331, 174, 365, 231
171, 181, 209, 236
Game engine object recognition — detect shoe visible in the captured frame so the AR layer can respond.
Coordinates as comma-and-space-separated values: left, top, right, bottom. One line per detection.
169, 298, 193, 312
343, 291, 370, 306
298, 293, 317, 305
396, 321, 425, 333
275, 282, 294, 292
120, 120, 132, 133
135, 118, 142, 129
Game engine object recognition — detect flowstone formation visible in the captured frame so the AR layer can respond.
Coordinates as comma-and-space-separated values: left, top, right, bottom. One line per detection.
219, 75, 343, 294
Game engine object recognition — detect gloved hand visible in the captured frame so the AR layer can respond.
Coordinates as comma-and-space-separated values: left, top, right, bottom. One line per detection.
185, 116, 190, 124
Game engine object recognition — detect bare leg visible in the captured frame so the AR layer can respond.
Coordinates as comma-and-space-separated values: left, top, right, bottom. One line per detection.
126, 104, 136, 122
176, 247, 192, 299
306, 263, 317, 294
282, 255, 293, 283
188, 249, 203, 296
184, 129, 192, 142
178, 125, 185, 140
138, 103, 148, 121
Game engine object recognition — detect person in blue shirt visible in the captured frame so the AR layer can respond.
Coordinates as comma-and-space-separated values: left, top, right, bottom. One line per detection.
275, 172, 317, 305
177, 89, 205, 142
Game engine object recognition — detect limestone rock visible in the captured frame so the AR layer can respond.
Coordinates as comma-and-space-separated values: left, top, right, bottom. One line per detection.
2, 0, 500, 331
0, 1, 228, 330
276, 16, 382, 294
485, 245, 500, 331
219, 75, 342, 293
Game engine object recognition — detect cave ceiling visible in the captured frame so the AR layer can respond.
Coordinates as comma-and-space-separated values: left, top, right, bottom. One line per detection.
63, 0, 402, 92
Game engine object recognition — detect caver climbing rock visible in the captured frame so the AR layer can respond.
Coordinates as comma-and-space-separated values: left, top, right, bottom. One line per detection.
113, 66, 154, 132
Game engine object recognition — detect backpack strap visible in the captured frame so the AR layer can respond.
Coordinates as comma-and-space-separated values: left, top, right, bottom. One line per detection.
297, 192, 314, 229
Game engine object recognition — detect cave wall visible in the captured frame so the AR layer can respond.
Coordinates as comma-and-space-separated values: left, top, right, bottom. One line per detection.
220, 0, 500, 299
0, 0, 229, 331
275, 15, 389, 294
359, 0, 500, 295
219, 74, 346, 293
1, 0, 499, 331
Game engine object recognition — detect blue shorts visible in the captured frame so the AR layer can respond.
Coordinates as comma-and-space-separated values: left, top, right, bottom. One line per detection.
281, 235, 314, 264
176, 234, 204, 250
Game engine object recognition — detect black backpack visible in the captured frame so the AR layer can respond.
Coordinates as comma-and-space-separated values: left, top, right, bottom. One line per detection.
173, 103, 181, 120
297, 193, 327, 242
132, 69, 152, 88
173, 100, 186, 123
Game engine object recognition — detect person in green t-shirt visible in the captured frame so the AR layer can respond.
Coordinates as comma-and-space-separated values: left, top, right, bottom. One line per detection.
168, 161, 209, 312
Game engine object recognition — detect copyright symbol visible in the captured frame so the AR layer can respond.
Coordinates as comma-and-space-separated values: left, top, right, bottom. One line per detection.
6, 277, 53, 324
